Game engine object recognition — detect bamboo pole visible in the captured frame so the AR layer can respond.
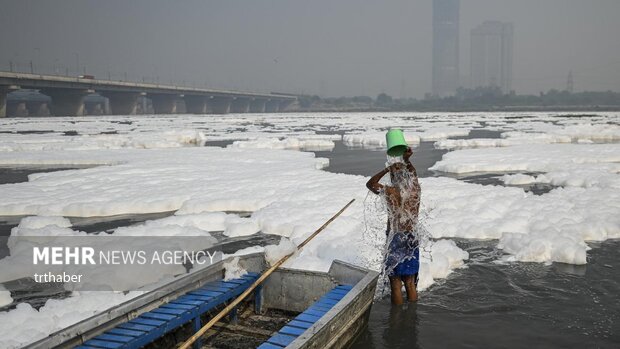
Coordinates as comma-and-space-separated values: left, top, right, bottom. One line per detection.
178, 198, 356, 349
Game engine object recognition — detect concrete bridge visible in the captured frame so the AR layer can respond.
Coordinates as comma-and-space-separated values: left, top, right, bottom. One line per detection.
0, 71, 296, 117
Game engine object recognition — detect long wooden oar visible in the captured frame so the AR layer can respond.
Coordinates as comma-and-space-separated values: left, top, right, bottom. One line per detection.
178, 198, 356, 349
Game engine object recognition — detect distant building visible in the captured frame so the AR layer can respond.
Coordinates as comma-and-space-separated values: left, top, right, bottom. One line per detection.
470, 21, 514, 93
432, 0, 460, 97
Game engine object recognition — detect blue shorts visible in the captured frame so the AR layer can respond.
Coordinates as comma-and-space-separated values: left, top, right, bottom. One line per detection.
385, 232, 420, 277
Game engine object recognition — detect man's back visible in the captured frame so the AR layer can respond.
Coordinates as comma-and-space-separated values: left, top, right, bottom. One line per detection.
384, 178, 420, 232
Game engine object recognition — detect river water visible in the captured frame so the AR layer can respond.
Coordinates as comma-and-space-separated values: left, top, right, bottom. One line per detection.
355, 239, 620, 348
315, 140, 619, 348
0, 129, 618, 348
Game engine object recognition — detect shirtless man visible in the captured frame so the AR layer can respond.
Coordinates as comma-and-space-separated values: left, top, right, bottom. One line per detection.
366, 147, 421, 305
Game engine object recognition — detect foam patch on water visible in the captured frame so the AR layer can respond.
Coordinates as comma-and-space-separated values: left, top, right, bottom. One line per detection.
0, 285, 12, 307
0, 291, 142, 349
498, 231, 588, 265
1, 142, 617, 269
13, 216, 72, 230
501, 173, 538, 185
436, 123, 620, 150
0, 148, 330, 216
225, 245, 266, 257
418, 239, 470, 290
343, 132, 421, 149
119, 212, 226, 233
343, 127, 471, 149
426, 143, 620, 265
431, 143, 620, 174
418, 127, 471, 141
1, 215, 218, 286
228, 138, 335, 151
264, 237, 297, 266
0, 129, 206, 152
223, 216, 261, 237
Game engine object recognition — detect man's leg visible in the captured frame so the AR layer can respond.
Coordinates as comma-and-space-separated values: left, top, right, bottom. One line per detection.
390, 276, 404, 305
402, 275, 418, 302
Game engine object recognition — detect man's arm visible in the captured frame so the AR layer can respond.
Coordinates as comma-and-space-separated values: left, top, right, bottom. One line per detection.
403, 147, 418, 177
366, 167, 389, 194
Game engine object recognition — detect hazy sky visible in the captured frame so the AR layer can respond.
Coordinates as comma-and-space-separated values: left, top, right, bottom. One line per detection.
1, 0, 619, 97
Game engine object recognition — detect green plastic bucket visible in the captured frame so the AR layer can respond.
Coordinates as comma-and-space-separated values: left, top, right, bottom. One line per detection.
386, 129, 408, 157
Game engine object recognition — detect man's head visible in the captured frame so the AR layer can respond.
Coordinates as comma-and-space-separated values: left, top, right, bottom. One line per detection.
389, 162, 406, 185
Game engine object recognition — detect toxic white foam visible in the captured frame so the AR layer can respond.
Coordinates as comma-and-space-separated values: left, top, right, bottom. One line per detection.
1, 112, 618, 347
0, 292, 142, 349
228, 137, 335, 151
427, 143, 620, 266
435, 122, 620, 150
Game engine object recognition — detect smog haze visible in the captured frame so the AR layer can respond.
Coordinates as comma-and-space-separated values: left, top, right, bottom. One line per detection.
1, 0, 619, 97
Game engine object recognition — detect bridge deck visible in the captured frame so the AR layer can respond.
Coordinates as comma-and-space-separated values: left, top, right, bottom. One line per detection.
0, 71, 295, 100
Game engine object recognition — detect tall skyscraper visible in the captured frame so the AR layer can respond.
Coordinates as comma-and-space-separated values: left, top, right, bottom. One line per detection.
432, 0, 460, 97
470, 21, 514, 93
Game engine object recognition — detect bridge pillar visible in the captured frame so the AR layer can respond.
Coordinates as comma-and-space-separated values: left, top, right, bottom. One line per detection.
8, 102, 29, 117
278, 100, 294, 112
134, 96, 149, 114
43, 89, 90, 116
210, 96, 232, 114
28, 102, 51, 117
249, 99, 267, 113
85, 102, 105, 116
150, 94, 178, 114
0, 87, 7, 117
230, 97, 250, 113
184, 95, 208, 114
103, 92, 141, 115
265, 99, 279, 113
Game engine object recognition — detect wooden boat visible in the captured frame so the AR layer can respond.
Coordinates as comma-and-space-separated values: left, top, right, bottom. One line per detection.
24, 252, 379, 349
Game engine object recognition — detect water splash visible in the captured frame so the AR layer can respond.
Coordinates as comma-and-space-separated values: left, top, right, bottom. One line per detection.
362, 155, 433, 298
